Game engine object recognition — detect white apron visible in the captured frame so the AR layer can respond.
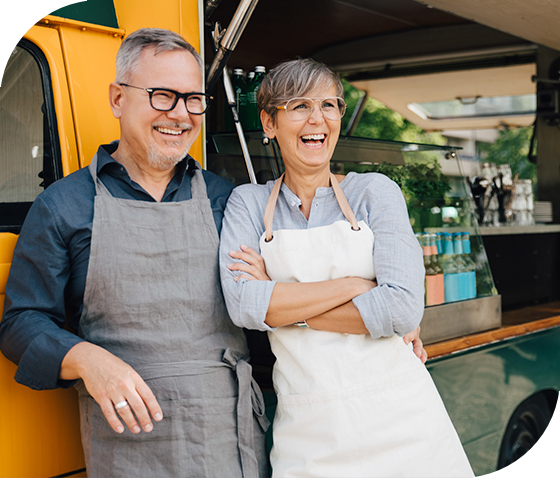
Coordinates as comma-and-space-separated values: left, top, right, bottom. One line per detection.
260, 174, 474, 478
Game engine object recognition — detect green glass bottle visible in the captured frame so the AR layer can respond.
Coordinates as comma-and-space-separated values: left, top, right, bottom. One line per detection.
245, 67, 266, 130
225, 68, 245, 131
239, 71, 253, 128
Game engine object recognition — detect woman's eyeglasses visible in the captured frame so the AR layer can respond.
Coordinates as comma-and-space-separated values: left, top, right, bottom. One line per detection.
277, 97, 347, 121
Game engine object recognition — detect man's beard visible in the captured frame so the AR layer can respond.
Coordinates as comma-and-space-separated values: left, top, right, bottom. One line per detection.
148, 122, 194, 171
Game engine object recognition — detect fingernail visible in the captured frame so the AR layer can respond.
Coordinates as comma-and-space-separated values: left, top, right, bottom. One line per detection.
116, 426, 124, 433
144, 424, 153, 432
133, 426, 141, 434
155, 412, 163, 421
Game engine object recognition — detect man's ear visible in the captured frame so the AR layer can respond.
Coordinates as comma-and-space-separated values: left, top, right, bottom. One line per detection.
109, 82, 124, 119
261, 110, 275, 140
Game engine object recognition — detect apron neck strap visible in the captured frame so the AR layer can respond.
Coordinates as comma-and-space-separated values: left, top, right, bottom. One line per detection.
88, 152, 112, 196
263, 173, 360, 242
188, 159, 207, 199
330, 173, 360, 231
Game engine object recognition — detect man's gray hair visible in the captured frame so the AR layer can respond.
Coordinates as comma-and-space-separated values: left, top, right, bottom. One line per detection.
115, 28, 203, 83
257, 58, 344, 125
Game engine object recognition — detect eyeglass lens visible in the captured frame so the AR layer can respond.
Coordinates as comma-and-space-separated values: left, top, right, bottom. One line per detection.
150, 89, 208, 114
284, 97, 346, 121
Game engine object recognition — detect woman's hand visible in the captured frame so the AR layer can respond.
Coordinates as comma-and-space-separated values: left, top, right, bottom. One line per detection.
228, 245, 271, 281
403, 326, 428, 364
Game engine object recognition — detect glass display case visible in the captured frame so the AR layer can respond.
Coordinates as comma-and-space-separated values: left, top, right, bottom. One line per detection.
207, 132, 501, 344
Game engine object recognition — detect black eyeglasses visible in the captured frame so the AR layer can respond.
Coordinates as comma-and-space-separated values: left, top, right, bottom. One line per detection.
119, 84, 213, 114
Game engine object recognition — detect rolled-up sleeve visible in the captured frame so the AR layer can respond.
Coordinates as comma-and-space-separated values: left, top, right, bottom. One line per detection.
351, 176, 425, 337
0, 196, 84, 390
219, 187, 276, 332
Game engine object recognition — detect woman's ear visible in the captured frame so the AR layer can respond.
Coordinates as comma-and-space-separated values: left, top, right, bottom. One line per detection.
261, 110, 275, 139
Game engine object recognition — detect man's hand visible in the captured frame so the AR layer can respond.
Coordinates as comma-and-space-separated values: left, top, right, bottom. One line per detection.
61, 342, 163, 434
403, 326, 428, 364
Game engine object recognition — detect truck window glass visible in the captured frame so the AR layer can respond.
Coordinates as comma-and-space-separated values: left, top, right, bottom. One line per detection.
0, 40, 60, 233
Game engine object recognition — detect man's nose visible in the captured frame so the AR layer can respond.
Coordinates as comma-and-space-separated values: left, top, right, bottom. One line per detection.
167, 97, 191, 119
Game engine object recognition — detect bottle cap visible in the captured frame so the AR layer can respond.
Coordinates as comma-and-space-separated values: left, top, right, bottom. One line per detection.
233, 68, 244, 75
255, 66, 266, 73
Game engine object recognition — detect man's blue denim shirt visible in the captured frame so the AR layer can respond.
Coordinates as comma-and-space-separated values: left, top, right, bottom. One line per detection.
0, 143, 235, 390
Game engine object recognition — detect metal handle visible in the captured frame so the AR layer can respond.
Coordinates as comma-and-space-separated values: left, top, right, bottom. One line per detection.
205, 0, 260, 94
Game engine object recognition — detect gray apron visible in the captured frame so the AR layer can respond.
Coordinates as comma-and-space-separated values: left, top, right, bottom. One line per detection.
76, 154, 269, 478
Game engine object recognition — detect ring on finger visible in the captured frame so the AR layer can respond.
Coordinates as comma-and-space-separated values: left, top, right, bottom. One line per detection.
115, 400, 129, 411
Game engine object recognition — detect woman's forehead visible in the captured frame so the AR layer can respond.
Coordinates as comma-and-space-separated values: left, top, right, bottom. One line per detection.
299, 83, 338, 98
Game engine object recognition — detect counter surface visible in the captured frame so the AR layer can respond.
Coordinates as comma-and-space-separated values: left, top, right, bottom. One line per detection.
479, 225, 560, 235
426, 301, 560, 359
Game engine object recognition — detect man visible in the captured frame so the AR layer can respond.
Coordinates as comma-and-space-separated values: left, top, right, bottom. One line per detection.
0, 28, 268, 477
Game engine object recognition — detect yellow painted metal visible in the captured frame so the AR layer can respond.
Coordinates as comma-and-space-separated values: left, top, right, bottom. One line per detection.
40, 14, 126, 37
56, 24, 123, 167
0, 234, 18, 315
0, 234, 86, 478
112, 0, 204, 164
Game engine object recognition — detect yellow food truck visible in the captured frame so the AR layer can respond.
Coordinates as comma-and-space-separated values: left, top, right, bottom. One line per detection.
1, 1, 560, 476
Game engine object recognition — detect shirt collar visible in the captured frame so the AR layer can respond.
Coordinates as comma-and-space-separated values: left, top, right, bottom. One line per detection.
96, 141, 194, 199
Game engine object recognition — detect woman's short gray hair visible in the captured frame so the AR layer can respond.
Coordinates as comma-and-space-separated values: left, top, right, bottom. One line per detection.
257, 58, 343, 125
115, 28, 203, 84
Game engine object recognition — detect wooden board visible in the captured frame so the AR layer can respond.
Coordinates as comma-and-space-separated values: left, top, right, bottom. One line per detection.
426, 302, 560, 359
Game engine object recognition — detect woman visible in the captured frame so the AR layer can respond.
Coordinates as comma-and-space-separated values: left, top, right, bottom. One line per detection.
219, 58, 473, 478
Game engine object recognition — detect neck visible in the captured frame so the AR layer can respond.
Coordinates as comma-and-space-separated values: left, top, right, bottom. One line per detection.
112, 143, 177, 202
284, 167, 331, 219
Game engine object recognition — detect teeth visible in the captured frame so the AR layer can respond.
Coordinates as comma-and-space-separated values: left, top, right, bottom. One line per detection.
301, 134, 325, 141
156, 127, 182, 135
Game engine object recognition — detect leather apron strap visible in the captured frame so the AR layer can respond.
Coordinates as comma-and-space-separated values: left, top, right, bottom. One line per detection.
264, 173, 360, 241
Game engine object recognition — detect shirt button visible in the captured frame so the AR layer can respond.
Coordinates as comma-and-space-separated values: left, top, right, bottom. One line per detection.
291, 201, 296, 207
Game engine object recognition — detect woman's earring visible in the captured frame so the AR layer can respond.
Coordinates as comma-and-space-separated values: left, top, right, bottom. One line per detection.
262, 136, 270, 145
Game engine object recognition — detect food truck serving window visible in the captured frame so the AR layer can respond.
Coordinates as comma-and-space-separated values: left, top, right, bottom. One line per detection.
0, 40, 61, 233
408, 94, 536, 120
